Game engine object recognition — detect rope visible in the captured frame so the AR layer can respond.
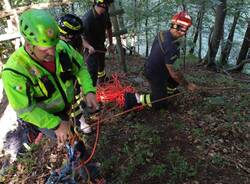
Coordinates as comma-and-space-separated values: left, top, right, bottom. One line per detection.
62, 76, 250, 182
46, 76, 101, 183
87, 84, 248, 130
199, 86, 239, 91
83, 165, 91, 184
74, 116, 100, 171
96, 73, 135, 107
88, 92, 183, 130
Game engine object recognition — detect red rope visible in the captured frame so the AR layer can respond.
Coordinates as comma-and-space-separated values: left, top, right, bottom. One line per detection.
73, 74, 135, 171
96, 73, 135, 108
74, 116, 100, 171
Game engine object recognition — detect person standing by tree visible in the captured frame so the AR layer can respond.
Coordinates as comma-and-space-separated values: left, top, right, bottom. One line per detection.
82, 0, 114, 86
125, 11, 199, 110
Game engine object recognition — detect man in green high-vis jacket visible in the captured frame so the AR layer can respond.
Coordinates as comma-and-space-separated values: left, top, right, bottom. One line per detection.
1, 9, 98, 147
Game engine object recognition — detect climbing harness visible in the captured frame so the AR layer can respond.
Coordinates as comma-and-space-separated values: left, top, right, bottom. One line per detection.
46, 122, 104, 184
46, 79, 104, 183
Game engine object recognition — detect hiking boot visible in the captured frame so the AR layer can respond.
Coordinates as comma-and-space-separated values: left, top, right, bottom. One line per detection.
19, 127, 42, 155
18, 119, 42, 144
3, 122, 41, 160
124, 92, 140, 110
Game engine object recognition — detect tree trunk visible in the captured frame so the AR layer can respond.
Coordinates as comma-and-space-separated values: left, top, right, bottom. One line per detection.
220, 7, 240, 65
198, 15, 203, 61
133, 0, 139, 54
118, 1, 125, 29
145, 0, 149, 57
109, 3, 127, 72
204, 0, 227, 67
145, 18, 149, 57
156, 0, 160, 31
189, 3, 205, 54
236, 21, 250, 67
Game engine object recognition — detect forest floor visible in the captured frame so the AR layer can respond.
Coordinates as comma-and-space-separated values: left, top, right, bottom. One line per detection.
0, 55, 250, 184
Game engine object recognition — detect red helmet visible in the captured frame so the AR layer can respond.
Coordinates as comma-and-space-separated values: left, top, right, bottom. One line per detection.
171, 11, 192, 28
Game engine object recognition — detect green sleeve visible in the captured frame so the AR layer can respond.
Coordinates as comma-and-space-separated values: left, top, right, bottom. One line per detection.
76, 62, 96, 95
2, 70, 61, 129
69, 45, 96, 95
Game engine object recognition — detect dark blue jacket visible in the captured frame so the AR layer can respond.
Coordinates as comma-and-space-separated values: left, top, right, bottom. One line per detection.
82, 7, 112, 50
145, 30, 180, 84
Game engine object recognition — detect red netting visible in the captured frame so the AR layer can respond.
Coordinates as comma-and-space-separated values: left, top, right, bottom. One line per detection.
96, 74, 135, 108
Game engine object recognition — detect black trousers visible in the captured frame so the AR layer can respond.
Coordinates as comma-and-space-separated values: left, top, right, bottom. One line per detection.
149, 76, 179, 109
84, 51, 105, 86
